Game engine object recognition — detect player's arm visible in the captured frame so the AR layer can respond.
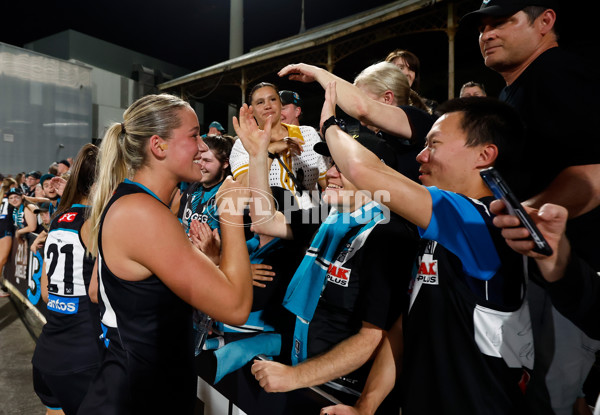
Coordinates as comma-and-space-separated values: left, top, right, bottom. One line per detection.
41, 257, 49, 304
88, 259, 99, 304
104, 182, 253, 325
251, 322, 384, 392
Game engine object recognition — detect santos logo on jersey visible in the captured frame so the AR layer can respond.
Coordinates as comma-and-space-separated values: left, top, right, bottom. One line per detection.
58, 212, 78, 223
47, 294, 79, 314
327, 264, 351, 287
416, 259, 438, 285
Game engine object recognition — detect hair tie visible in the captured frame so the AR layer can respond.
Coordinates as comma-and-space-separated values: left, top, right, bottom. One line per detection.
121, 123, 126, 134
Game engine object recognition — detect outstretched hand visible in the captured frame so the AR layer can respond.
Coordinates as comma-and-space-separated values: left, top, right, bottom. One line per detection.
232, 104, 272, 157
278, 63, 320, 83
320, 81, 338, 133
50, 176, 67, 197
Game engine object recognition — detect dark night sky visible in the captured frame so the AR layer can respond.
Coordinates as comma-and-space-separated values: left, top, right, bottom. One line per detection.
0, 0, 593, 110
0, 0, 398, 71
0, 0, 593, 72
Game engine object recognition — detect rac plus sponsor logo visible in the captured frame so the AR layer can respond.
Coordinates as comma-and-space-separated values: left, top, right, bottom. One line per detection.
416, 258, 438, 285
47, 294, 79, 314
327, 264, 351, 287
58, 212, 78, 223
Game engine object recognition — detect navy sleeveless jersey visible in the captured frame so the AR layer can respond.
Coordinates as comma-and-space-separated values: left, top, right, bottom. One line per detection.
32, 205, 102, 374
78, 182, 195, 414
0, 197, 15, 236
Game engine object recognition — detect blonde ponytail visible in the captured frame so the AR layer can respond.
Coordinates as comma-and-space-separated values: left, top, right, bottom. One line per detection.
88, 123, 129, 256
88, 93, 192, 256
354, 62, 411, 106
408, 89, 431, 114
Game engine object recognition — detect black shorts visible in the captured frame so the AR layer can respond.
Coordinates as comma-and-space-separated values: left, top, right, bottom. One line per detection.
33, 365, 98, 415
0, 227, 13, 239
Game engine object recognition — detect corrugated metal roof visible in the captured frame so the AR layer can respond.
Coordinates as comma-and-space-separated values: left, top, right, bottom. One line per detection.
159, 0, 438, 90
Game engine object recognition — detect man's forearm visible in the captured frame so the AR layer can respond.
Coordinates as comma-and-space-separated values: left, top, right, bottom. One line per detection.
292, 326, 383, 389
354, 316, 403, 415
525, 164, 600, 218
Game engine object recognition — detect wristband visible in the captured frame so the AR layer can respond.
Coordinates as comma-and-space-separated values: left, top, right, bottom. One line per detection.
321, 116, 346, 138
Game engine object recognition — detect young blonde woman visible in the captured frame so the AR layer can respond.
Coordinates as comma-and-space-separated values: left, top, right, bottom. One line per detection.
77, 94, 252, 414
279, 62, 435, 183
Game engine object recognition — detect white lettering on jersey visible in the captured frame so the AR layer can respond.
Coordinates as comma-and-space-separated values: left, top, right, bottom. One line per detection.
47, 294, 79, 314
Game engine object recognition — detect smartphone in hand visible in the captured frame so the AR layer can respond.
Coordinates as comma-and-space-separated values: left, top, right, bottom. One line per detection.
480, 167, 553, 256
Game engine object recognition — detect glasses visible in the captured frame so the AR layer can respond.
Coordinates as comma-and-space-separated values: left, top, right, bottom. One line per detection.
326, 158, 342, 173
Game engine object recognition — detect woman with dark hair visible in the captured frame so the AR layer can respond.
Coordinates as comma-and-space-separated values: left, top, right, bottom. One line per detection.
31, 143, 101, 415
385, 49, 421, 91
229, 82, 328, 209
385, 49, 437, 111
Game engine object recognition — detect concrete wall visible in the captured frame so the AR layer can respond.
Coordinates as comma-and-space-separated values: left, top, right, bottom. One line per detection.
0, 42, 92, 175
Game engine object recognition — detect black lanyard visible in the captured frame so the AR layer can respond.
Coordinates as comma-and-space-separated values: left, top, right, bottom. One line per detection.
268, 152, 306, 195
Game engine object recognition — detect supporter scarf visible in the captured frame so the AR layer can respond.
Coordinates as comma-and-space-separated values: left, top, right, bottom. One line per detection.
283, 201, 385, 365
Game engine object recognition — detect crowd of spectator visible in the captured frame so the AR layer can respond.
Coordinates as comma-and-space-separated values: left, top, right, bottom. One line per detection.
0, 0, 598, 414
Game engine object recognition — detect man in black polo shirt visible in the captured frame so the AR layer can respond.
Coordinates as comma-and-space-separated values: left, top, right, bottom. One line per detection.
461, 1, 600, 412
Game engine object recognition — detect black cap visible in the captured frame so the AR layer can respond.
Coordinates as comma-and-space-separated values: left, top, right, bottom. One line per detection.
34, 202, 52, 214
7, 187, 23, 197
26, 170, 41, 179
279, 90, 302, 107
461, 0, 559, 26
314, 134, 396, 168
58, 159, 70, 167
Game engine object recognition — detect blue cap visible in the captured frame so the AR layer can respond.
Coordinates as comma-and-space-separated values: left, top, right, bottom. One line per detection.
208, 121, 225, 132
